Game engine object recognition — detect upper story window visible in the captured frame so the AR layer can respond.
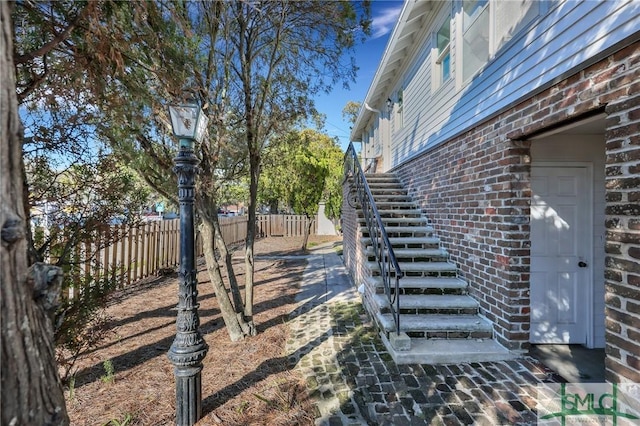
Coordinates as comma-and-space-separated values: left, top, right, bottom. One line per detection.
434, 16, 452, 88
461, 0, 489, 82
460, 0, 540, 83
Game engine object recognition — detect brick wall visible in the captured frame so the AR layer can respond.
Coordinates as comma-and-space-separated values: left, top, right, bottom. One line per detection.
395, 118, 531, 352
342, 178, 358, 276
389, 40, 640, 382
603, 89, 640, 383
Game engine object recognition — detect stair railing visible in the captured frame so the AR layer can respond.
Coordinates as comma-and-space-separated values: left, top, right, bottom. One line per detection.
344, 142, 403, 335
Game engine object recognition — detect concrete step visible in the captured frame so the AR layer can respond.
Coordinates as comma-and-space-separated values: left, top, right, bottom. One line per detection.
377, 313, 493, 337
358, 217, 429, 226
363, 193, 413, 201
373, 294, 479, 315
380, 335, 515, 364
371, 201, 417, 209
367, 208, 423, 217
361, 236, 441, 248
367, 181, 403, 188
365, 173, 397, 179
366, 261, 458, 276
368, 187, 408, 195
362, 227, 435, 238
367, 276, 468, 294
365, 248, 449, 263
369, 190, 407, 197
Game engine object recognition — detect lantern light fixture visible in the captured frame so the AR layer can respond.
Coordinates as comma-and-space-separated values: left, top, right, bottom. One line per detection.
168, 100, 209, 147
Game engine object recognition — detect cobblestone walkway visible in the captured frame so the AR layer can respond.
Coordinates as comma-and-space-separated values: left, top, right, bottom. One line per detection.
284, 245, 563, 426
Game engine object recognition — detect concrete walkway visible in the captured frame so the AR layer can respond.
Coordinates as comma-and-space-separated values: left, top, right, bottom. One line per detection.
282, 243, 564, 426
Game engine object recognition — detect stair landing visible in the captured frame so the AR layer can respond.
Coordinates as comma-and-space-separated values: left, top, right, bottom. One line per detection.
381, 334, 516, 364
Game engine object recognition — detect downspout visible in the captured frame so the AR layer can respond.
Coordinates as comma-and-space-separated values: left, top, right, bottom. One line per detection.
364, 103, 381, 114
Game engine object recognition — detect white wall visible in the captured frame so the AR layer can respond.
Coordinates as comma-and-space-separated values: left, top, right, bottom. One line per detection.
316, 203, 338, 236
390, 0, 639, 170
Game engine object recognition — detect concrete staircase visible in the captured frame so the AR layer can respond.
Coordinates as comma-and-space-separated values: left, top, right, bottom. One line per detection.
358, 173, 514, 364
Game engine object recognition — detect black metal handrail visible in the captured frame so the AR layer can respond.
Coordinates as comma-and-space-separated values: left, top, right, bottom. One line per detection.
344, 142, 403, 335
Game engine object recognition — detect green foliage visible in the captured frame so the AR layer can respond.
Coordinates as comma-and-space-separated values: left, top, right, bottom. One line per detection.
102, 413, 132, 426
219, 179, 249, 209
100, 359, 115, 384
261, 129, 344, 220
342, 101, 362, 127
67, 375, 76, 401
24, 149, 149, 384
55, 274, 115, 383
13, 0, 371, 342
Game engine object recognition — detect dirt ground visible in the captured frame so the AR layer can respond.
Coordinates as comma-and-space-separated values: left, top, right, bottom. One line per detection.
63, 235, 342, 425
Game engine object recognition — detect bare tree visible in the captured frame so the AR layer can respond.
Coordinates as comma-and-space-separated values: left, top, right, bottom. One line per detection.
1, 2, 68, 424
218, 1, 370, 330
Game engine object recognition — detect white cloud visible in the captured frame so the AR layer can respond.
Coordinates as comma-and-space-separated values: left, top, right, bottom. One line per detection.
370, 3, 402, 39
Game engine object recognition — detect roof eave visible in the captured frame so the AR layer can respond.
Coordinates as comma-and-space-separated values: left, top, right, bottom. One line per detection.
350, 0, 435, 141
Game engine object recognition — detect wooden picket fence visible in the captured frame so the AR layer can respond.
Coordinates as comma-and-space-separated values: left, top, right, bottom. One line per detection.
60, 215, 313, 300
256, 214, 316, 237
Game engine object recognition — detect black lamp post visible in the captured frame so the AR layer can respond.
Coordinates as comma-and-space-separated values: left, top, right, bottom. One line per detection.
167, 100, 209, 425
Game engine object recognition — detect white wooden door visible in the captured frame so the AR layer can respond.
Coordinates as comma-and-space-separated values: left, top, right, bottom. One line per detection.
530, 165, 591, 344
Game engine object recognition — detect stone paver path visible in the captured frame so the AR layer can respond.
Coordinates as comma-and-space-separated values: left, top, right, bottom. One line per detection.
283, 244, 563, 426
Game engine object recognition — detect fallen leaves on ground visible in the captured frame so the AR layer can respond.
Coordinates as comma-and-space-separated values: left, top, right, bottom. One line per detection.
63, 235, 341, 425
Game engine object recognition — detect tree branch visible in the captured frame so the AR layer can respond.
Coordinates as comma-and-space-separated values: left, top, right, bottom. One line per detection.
14, 3, 93, 65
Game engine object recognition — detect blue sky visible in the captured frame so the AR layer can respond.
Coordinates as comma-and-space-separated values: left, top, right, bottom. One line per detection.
314, 1, 403, 151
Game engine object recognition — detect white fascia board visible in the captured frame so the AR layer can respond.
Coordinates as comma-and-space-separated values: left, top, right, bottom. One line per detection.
350, 0, 413, 141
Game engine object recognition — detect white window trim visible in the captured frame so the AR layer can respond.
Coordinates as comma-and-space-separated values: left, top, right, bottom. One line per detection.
432, 6, 454, 94
455, 0, 546, 88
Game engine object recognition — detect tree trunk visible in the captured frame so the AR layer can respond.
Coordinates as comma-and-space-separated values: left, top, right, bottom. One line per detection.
301, 216, 315, 252
243, 151, 260, 336
211, 217, 243, 313
199, 220, 249, 341
1, 3, 69, 424
268, 199, 278, 215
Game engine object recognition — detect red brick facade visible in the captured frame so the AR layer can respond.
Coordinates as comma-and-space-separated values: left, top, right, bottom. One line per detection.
342, 177, 369, 297
372, 41, 640, 383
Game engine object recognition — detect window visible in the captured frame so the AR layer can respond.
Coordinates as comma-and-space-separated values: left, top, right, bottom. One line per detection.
435, 17, 451, 86
460, 0, 539, 83
462, 0, 489, 82
494, 0, 540, 50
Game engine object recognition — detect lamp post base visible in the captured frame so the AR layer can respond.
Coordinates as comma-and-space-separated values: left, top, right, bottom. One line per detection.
174, 366, 203, 425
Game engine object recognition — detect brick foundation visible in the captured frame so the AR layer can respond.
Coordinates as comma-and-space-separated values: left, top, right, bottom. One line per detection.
387, 41, 640, 382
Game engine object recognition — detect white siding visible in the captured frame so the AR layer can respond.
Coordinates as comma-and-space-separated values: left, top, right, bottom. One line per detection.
391, 0, 640, 169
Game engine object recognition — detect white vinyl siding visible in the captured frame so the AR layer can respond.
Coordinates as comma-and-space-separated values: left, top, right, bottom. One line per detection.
391, 0, 640, 169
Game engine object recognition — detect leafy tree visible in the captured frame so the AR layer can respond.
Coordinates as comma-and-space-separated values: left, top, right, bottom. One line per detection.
217, 1, 370, 328
262, 129, 344, 250
24, 150, 151, 381
97, 1, 371, 339
13, 0, 371, 343
1, 2, 69, 424
13, 0, 162, 376
342, 100, 362, 128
